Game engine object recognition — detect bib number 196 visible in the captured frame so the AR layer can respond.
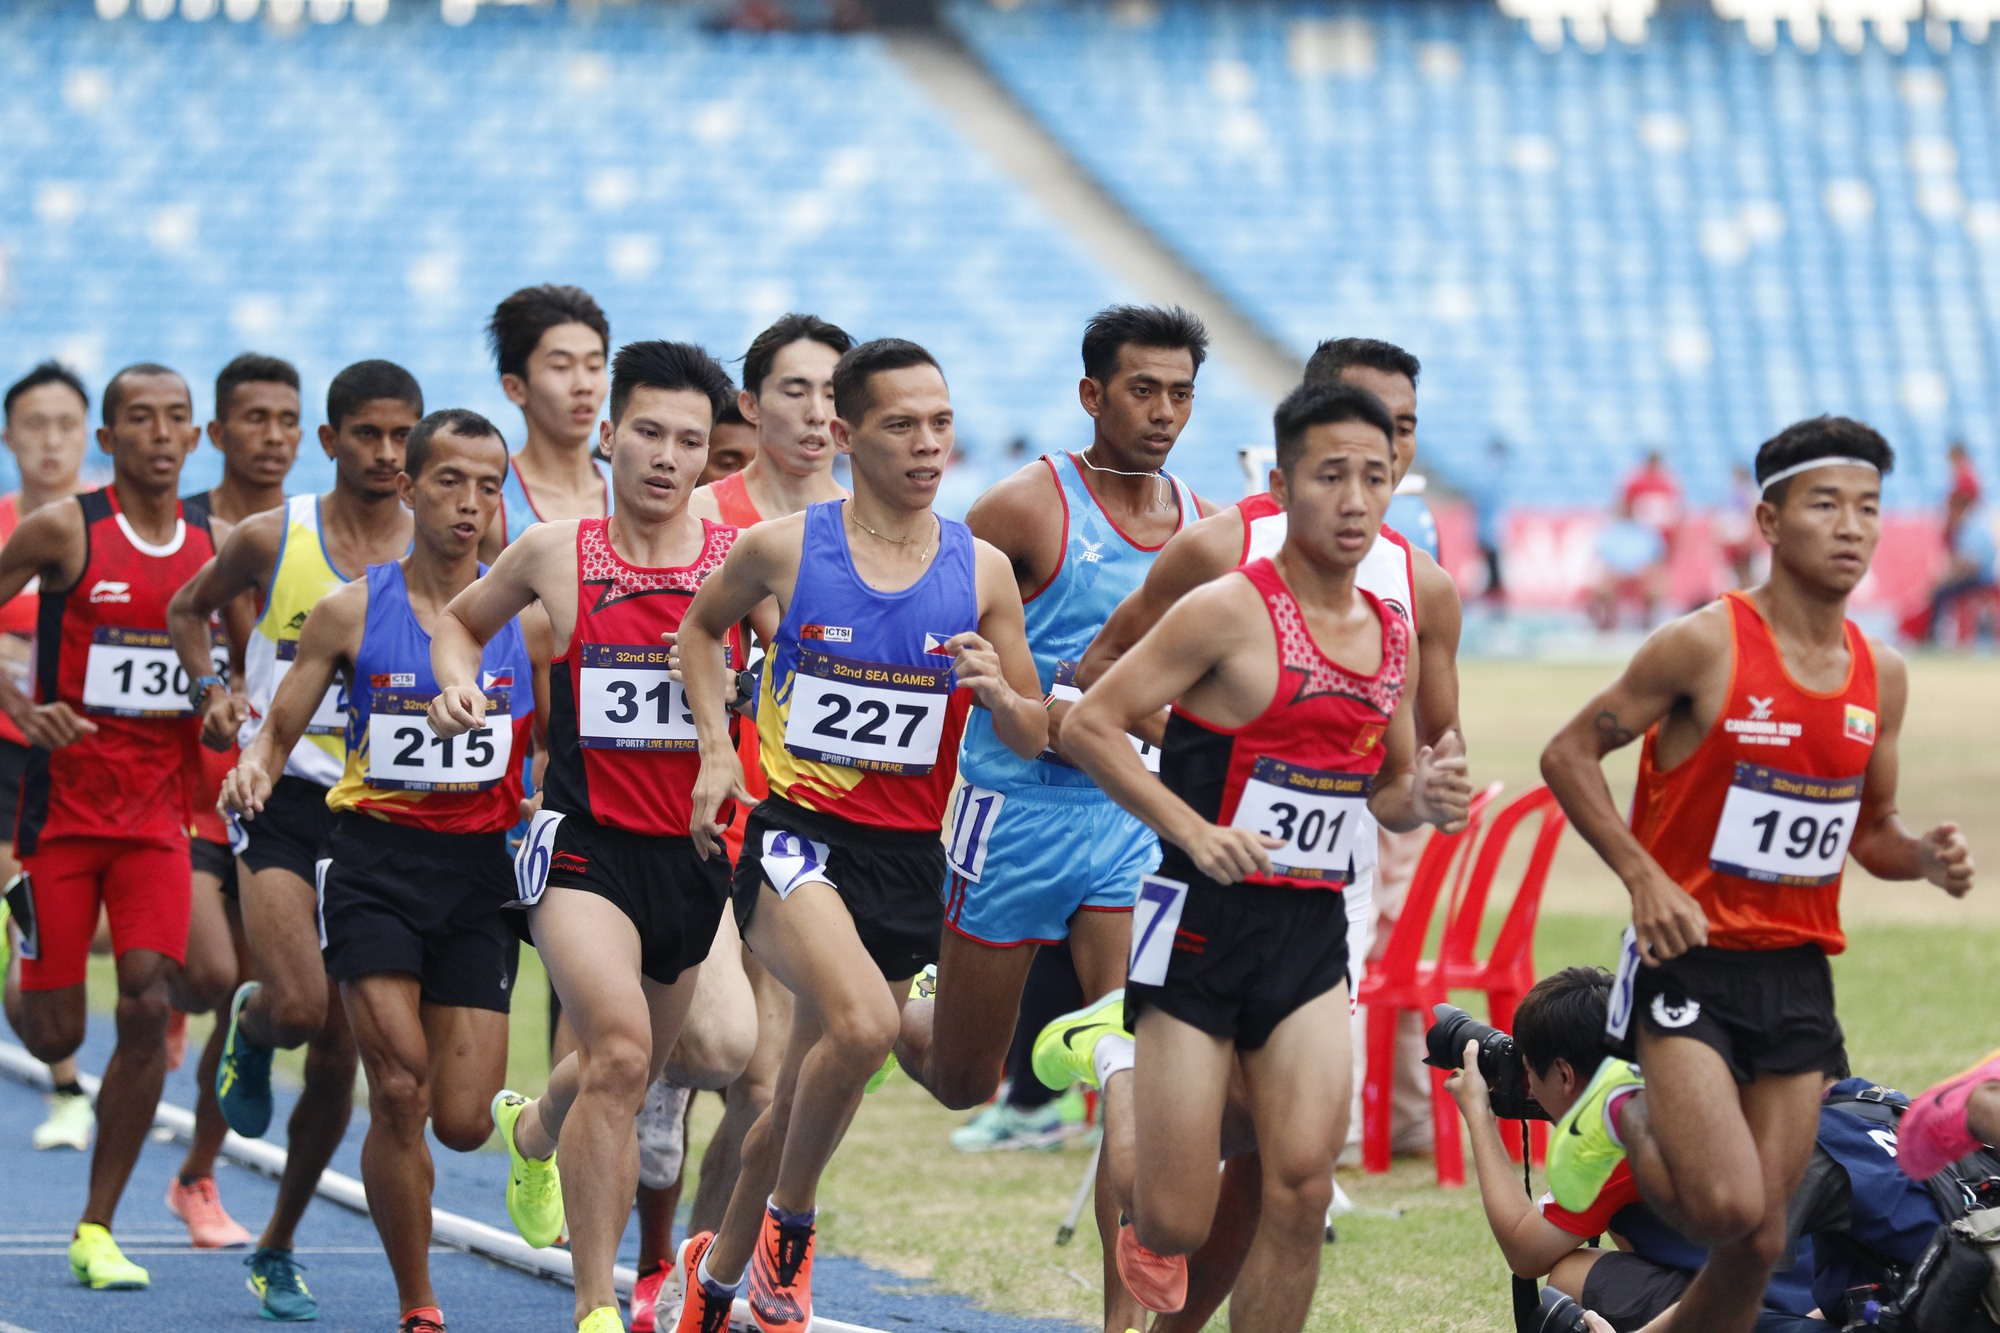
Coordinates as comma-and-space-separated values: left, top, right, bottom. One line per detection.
1708, 761, 1863, 887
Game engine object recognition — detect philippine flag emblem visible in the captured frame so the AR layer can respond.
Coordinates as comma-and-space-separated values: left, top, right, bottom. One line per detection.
1843, 704, 1876, 745
482, 671, 515, 690
924, 632, 955, 655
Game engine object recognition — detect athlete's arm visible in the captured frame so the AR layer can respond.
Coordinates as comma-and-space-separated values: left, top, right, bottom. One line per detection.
431, 523, 560, 738
1445, 1041, 1590, 1279
0, 501, 94, 749
220, 579, 363, 819
1411, 547, 1464, 749
1539, 611, 1731, 964
1365, 656, 1471, 835
963, 462, 1063, 597
948, 540, 1049, 760
1848, 644, 1974, 895
1065, 578, 1282, 884
170, 510, 282, 744
522, 602, 555, 751
681, 521, 790, 858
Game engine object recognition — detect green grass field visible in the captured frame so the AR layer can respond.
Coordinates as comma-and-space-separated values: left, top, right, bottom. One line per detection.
97, 654, 2000, 1332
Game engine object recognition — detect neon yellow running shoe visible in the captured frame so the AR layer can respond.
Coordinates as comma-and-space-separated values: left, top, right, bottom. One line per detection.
492, 1089, 565, 1248
1031, 989, 1126, 1093
578, 1304, 626, 1331
865, 966, 937, 1095
69, 1222, 149, 1290
1547, 1057, 1645, 1211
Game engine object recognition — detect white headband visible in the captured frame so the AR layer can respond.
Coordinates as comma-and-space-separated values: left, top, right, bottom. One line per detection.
1758, 456, 1881, 492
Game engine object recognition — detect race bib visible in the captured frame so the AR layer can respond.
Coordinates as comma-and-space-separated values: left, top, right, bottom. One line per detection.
1128, 874, 1189, 986
1228, 757, 1369, 882
275, 639, 346, 736
1039, 659, 1160, 773
82, 627, 194, 717
512, 808, 566, 907
759, 828, 836, 901
782, 648, 950, 775
944, 783, 1005, 882
1708, 761, 1863, 887
365, 689, 511, 792
577, 643, 696, 750
1605, 926, 1642, 1043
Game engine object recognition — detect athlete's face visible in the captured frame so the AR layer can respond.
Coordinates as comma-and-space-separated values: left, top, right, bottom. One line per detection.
698, 419, 758, 487
1757, 464, 1881, 596
1080, 344, 1196, 471
744, 339, 839, 477
322, 398, 418, 501
1270, 420, 1395, 572
600, 385, 713, 523
1335, 366, 1417, 484
505, 322, 608, 451
209, 381, 302, 491
98, 371, 198, 494
400, 429, 507, 560
832, 363, 953, 512
4, 381, 89, 494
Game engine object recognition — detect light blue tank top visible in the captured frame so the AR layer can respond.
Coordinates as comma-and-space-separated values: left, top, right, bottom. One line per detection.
958, 452, 1198, 792
499, 456, 611, 548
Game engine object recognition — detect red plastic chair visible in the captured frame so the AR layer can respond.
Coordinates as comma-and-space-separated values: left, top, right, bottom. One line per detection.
1355, 781, 1502, 1185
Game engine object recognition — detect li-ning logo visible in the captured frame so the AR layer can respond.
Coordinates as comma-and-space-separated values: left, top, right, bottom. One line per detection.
88, 580, 131, 604
1747, 695, 1775, 721
1650, 994, 1701, 1030
550, 851, 590, 876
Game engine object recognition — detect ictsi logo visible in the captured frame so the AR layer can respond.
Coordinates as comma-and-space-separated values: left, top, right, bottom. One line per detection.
88, 580, 131, 604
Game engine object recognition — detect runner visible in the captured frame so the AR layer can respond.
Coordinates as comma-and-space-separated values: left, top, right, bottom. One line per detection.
671, 338, 1048, 1333
167, 351, 302, 1251
222, 409, 545, 1333
1538, 415, 1974, 1333
1044, 380, 1471, 1333
429, 340, 745, 1333
0, 363, 218, 1292
484, 283, 612, 557
167, 358, 422, 1322
0, 361, 94, 1154
697, 400, 757, 487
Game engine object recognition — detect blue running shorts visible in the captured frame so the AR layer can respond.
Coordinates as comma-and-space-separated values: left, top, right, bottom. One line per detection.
941, 781, 1159, 947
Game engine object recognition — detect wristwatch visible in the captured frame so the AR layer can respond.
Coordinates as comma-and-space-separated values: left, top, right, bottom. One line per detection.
188, 673, 227, 710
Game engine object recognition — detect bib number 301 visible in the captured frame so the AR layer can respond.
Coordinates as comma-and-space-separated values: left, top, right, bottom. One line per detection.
1708, 761, 1863, 887
782, 648, 950, 775
1229, 757, 1369, 882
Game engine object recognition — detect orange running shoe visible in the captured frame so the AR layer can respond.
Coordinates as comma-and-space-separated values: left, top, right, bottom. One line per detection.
745, 1205, 814, 1333
1116, 1220, 1187, 1314
167, 1008, 188, 1072
165, 1174, 253, 1248
629, 1259, 671, 1332
672, 1232, 735, 1333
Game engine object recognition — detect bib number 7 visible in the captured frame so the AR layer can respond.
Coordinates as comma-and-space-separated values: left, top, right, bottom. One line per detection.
1128, 874, 1189, 987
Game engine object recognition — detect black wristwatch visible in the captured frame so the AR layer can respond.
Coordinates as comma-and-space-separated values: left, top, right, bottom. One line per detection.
188, 673, 227, 709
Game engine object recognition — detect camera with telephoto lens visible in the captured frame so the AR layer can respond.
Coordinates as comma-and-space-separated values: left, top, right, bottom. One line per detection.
1425, 1003, 1549, 1124
1521, 1287, 1589, 1333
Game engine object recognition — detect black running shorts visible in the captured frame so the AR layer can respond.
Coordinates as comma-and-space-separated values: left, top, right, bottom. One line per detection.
191, 835, 239, 900
1125, 870, 1350, 1052
318, 814, 519, 1012
531, 812, 729, 987
0, 738, 27, 838
733, 795, 945, 984
239, 775, 335, 886
1611, 939, 1845, 1084
1580, 1251, 1693, 1331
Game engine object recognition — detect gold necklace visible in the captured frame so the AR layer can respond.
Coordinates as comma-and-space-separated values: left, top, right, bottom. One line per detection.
847, 510, 937, 563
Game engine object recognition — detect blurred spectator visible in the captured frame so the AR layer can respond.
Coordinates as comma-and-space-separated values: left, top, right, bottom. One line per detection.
1927, 442, 1997, 643
1468, 437, 1509, 606
1714, 462, 1763, 591
1589, 453, 1680, 630
697, 399, 758, 488
1620, 449, 1684, 552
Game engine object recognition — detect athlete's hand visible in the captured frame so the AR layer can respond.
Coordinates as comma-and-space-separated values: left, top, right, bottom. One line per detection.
1181, 823, 1281, 885
944, 632, 1013, 711
517, 789, 542, 823
1443, 1039, 1492, 1119
1627, 864, 1709, 965
20, 701, 97, 751
219, 755, 275, 819
201, 689, 250, 752
1920, 821, 1975, 898
1411, 732, 1472, 832
690, 755, 754, 861
427, 684, 488, 739
662, 631, 681, 682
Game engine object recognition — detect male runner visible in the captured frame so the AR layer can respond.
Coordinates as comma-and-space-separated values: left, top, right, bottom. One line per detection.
697, 401, 757, 487
1538, 415, 1974, 1333
223, 409, 546, 1333
0, 363, 217, 1291
167, 358, 422, 1321
0, 361, 93, 1153
430, 340, 743, 1333
1048, 380, 1471, 1333
672, 338, 1048, 1333
483, 283, 611, 558
168, 351, 302, 1250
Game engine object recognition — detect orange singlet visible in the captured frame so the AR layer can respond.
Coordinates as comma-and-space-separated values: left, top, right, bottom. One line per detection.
1628, 591, 1879, 955
709, 470, 764, 529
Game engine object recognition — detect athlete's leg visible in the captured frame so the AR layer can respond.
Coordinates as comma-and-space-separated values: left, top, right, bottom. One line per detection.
1066, 903, 1147, 1331
344, 972, 441, 1313
236, 864, 331, 1048
895, 931, 1036, 1110
171, 864, 237, 1015
1066, 905, 1132, 1000
1154, 1151, 1261, 1333
1127, 1007, 1235, 1256
80, 947, 175, 1228
179, 898, 248, 1182
690, 949, 791, 1234
1623, 1032, 1765, 1244
664, 907, 757, 1089
258, 978, 357, 1251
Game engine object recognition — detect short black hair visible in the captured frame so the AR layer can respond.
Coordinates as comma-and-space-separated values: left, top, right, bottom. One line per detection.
103, 363, 189, 425
326, 360, 423, 432
832, 339, 943, 424
1513, 967, 1614, 1080
487, 284, 610, 383
608, 340, 734, 426
1081, 304, 1210, 384
1272, 380, 1395, 475
1755, 416, 1896, 503
714, 398, 748, 429
4, 361, 89, 421
214, 353, 300, 419
1303, 337, 1422, 389
405, 408, 505, 481
741, 313, 853, 400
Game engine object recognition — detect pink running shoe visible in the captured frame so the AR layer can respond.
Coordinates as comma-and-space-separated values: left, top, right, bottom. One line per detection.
1115, 1221, 1187, 1314
630, 1260, 672, 1332
166, 1175, 254, 1248
1900, 1047, 2000, 1182
166, 1009, 188, 1072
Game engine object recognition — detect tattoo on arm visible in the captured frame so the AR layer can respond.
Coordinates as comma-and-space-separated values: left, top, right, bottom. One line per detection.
1593, 710, 1637, 747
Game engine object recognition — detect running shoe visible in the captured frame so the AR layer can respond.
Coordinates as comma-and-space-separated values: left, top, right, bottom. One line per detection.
0, 892, 12, 975
1547, 1057, 1645, 1211
672, 1232, 736, 1333
949, 1099, 1071, 1152
1899, 1046, 2000, 1182
864, 966, 937, 1095
746, 1204, 815, 1333
167, 1007, 189, 1071
33, 1089, 95, 1151
578, 1306, 625, 1332
493, 1089, 565, 1248
1030, 989, 1126, 1092
629, 1260, 672, 1332
637, 1080, 690, 1190
399, 1307, 446, 1332
1115, 1220, 1186, 1314
69, 1223, 149, 1290
246, 1246, 316, 1321
166, 1174, 253, 1248
217, 981, 276, 1138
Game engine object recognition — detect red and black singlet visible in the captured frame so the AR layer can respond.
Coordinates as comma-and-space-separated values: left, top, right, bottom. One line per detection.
543, 517, 740, 838
1157, 558, 1408, 891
